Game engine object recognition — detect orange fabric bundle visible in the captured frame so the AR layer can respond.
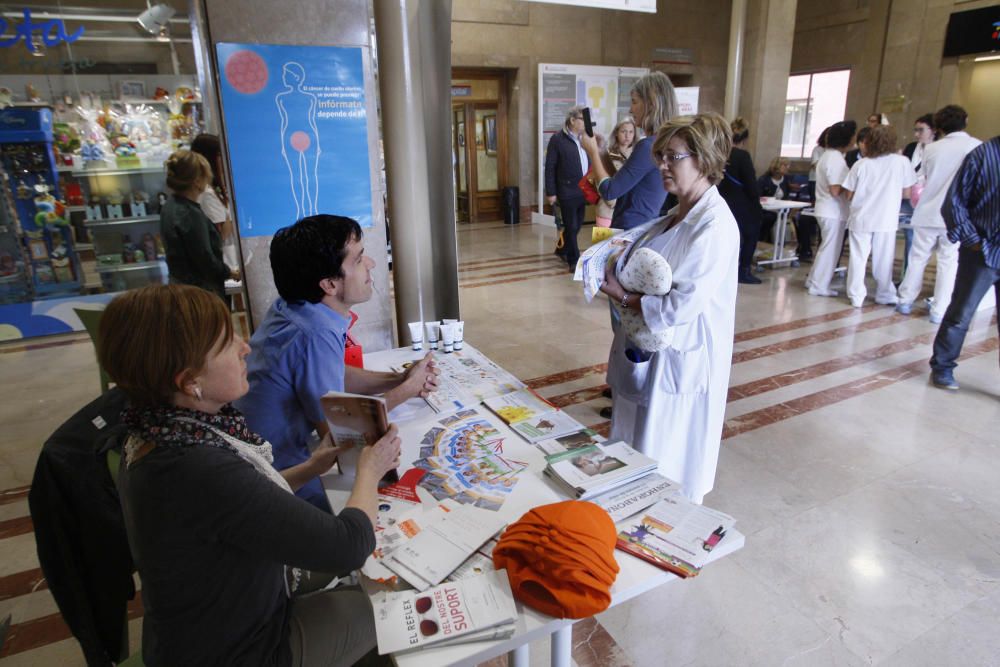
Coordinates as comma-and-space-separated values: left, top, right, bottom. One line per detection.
492, 500, 619, 619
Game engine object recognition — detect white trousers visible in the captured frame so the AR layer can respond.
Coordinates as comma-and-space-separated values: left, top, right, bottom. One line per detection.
896, 227, 959, 318
847, 230, 897, 306
805, 216, 846, 292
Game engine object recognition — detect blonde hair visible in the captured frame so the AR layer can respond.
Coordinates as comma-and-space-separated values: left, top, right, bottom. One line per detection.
165, 150, 212, 193
608, 118, 637, 154
731, 117, 750, 144
767, 156, 790, 178
631, 72, 678, 136
652, 112, 733, 185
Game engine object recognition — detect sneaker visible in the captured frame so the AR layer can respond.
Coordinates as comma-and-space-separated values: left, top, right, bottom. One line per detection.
850, 299, 864, 308
929, 312, 943, 325
930, 371, 959, 390
895, 302, 912, 315
808, 288, 839, 297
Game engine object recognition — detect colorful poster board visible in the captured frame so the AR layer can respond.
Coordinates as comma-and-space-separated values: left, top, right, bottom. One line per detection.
216, 43, 374, 236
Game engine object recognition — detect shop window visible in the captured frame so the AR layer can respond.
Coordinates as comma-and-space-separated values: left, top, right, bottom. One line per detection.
780, 69, 850, 159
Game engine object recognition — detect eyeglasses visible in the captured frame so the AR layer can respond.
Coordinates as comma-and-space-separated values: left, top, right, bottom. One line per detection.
655, 152, 693, 165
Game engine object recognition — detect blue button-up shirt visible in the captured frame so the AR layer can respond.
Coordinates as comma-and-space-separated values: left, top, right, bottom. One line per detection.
235, 298, 351, 511
945, 136, 1000, 269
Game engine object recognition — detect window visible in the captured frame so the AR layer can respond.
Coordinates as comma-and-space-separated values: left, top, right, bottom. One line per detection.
780, 69, 850, 158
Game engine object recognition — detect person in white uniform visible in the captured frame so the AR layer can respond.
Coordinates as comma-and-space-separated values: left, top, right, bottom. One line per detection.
805, 121, 856, 297
842, 124, 916, 307
897, 105, 982, 323
599, 113, 739, 505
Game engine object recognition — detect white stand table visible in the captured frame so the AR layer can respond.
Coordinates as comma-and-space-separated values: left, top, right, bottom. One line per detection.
759, 198, 810, 269
325, 345, 745, 667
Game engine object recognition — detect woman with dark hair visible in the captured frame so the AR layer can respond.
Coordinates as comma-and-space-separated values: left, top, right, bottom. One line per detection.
190, 133, 239, 271
842, 124, 916, 307
98, 283, 398, 667
160, 150, 238, 300
717, 117, 763, 284
805, 121, 856, 297
807, 127, 829, 203
581, 72, 678, 230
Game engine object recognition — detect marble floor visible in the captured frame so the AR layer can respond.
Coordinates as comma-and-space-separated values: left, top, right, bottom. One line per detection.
1, 220, 999, 666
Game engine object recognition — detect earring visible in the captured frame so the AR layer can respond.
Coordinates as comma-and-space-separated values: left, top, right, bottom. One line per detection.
193, 385, 203, 401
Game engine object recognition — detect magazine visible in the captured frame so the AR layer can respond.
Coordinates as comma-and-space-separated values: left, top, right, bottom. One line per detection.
384, 504, 507, 590
372, 569, 518, 654
615, 495, 737, 577
320, 391, 388, 449
589, 473, 680, 523
543, 441, 659, 500
573, 224, 651, 301
484, 390, 587, 444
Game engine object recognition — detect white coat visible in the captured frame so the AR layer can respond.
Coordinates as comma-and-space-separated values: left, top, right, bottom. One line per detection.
607, 185, 739, 504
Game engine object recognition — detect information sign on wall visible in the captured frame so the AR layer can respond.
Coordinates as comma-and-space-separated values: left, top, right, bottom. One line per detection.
216, 43, 373, 236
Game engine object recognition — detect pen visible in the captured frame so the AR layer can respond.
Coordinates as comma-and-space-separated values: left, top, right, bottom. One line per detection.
702, 525, 726, 552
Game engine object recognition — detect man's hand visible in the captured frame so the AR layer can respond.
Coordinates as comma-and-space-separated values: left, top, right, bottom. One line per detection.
399, 352, 440, 400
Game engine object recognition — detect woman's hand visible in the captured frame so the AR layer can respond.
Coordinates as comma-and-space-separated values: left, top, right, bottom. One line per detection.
600, 263, 624, 299
358, 424, 401, 480
307, 431, 344, 476
580, 132, 599, 157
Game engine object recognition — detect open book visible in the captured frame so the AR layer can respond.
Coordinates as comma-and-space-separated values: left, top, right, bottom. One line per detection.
483, 389, 586, 444
372, 569, 518, 654
543, 441, 659, 500
616, 494, 737, 578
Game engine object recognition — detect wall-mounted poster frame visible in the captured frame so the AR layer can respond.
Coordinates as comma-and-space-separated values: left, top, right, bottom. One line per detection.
483, 114, 497, 155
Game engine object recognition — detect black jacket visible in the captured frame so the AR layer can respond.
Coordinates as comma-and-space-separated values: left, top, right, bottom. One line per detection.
757, 174, 793, 199
544, 130, 586, 202
718, 147, 762, 230
28, 389, 134, 666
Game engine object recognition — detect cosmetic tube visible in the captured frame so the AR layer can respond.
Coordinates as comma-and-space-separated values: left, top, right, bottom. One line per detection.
453, 320, 465, 350
407, 322, 424, 351
424, 321, 441, 350
440, 323, 456, 353
442, 318, 458, 325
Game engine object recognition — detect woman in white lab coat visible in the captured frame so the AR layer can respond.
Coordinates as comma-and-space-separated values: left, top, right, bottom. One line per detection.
599, 113, 739, 504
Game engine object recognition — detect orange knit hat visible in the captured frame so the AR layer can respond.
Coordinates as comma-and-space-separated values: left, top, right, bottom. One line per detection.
492, 500, 620, 619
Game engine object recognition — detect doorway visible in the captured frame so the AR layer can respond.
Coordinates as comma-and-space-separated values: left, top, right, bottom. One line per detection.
451, 69, 509, 223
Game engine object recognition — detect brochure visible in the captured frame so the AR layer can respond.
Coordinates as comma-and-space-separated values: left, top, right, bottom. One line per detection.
448, 536, 500, 582
574, 224, 650, 301
543, 441, 659, 500
589, 473, 680, 523
535, 428, 606, 456
372, 569, 518, 654
616, 495, 737, 577
384, 504, 507, 590
396, 346, 524, 413
320, 391, 388, 449
484, 389, 588, 444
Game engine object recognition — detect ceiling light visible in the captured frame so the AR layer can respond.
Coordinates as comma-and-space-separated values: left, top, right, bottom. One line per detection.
973, 54, 1000, 62
137, 4, 176, 35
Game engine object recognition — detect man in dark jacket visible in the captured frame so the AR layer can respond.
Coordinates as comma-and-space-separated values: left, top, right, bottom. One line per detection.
545, 106, 589, 272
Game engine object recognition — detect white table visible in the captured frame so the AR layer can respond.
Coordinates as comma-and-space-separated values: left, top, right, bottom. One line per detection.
325, 345, 745, 667
759, 198, 810, 269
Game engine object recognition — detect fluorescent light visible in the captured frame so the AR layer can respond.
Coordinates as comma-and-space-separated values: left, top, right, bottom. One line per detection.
974, 54, 1000, 62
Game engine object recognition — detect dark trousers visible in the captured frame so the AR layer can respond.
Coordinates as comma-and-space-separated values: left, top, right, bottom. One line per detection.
930, 246, 1000, 373
737, 215, 761, 272
795, 214, 817, 258
559, 197, 585, 269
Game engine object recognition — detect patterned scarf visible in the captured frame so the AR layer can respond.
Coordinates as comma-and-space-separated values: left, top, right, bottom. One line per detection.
121, 403, 268, 459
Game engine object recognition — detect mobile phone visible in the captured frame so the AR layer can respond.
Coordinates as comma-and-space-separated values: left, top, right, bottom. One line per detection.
582, 107, 594, 137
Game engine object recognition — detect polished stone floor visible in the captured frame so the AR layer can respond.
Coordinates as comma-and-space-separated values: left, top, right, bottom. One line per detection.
1, 221, 998, 666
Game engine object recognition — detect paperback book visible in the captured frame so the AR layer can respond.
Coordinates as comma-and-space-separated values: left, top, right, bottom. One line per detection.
372, 569, 518, 654
320, 391, 397, 482
543, 441, 659, 500
615, 494, 737, 577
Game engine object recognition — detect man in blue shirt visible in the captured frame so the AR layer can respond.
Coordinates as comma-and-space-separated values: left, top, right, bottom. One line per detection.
237, 215, 437, 510
929, 136, 1000, 390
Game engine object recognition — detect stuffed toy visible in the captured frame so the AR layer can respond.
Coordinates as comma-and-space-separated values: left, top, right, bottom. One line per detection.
612, 247, 675, 352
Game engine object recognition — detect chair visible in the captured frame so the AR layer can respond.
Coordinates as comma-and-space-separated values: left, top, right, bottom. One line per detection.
74, 306, 111, 393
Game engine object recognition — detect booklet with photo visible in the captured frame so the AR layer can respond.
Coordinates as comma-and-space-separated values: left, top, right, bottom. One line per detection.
543, 441, 658, 500
589, 472, 680, 523
320, 391, 388, 449
535, 427, 606, 456
384, 504, 507, 590
615, 494, 737, 577
372, 569, 518, 654
484, 389, 587, 444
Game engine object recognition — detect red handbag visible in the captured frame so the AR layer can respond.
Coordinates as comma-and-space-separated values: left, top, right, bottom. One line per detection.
578, 168, 600, 205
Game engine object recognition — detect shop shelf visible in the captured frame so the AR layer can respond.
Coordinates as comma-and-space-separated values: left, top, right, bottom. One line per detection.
70, 166, 165, 177
84, 216, 159, 229
96, 260, 162, 274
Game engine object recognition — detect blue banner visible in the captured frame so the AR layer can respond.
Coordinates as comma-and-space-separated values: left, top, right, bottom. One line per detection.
216, 43, 374, 236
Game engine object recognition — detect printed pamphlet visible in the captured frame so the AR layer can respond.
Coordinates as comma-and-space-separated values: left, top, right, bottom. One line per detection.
484, 389, 588, 444
589, 473, 680, 523
535, 428, 605, 456
543, 441, 658, 500
372, 569, 518, 654
320, 391, 388, 449
616, 495, 737, 577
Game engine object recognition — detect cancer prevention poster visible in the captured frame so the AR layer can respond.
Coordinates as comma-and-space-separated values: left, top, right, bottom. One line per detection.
216, 43, 373, 236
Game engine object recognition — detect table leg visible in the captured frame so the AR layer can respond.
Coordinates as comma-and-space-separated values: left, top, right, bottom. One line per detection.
774, 209, 787, 262
551, 624, 572, 667
508, 643, 529, 667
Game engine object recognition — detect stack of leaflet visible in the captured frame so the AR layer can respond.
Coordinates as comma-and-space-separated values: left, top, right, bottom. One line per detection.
483, 389, 586, 444
543, 441, 659, 500
372, 569, 518, 654
616, 494, 737, 578
383, 503, 507, 591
